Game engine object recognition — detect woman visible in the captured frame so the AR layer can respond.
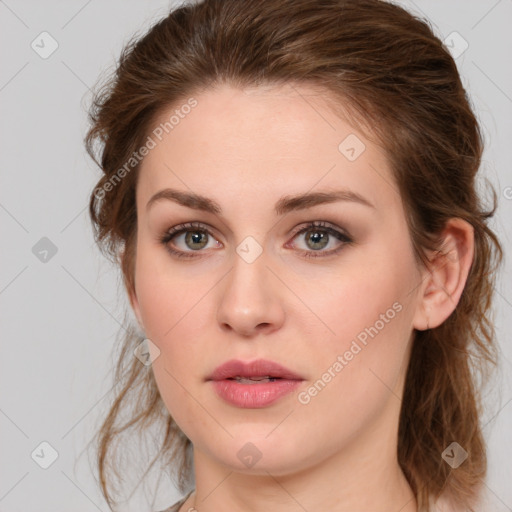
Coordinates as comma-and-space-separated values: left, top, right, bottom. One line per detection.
85, 0, 503, 511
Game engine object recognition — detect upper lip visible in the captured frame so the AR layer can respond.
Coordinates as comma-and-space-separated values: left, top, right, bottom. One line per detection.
208, 359, 303, 381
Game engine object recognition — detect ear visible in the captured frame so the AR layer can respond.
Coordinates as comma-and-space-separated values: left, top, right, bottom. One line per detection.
412, 218, 474, 331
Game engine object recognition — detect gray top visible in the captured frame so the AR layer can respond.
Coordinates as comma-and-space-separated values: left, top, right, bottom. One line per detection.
157, 490, 194, 512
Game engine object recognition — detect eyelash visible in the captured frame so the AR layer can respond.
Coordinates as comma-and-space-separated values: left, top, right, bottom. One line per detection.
159, 221, 353, 260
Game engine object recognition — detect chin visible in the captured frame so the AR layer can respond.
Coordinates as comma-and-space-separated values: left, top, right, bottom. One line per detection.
204, 431, 319, 476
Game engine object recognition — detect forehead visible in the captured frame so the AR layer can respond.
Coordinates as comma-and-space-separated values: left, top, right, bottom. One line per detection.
137, 83, 399, 215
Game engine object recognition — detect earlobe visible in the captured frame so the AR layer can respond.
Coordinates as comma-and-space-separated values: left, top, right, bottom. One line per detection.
413, 218, 474, 331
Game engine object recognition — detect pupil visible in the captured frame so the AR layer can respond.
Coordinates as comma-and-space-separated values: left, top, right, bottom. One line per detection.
307, 230, 328, 250
186, 231, 207, 250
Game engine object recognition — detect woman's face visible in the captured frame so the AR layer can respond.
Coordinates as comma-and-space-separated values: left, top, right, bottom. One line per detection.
129, 83, 427, 475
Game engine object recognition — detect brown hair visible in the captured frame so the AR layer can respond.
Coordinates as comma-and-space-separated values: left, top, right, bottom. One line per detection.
85, 0, 503, 510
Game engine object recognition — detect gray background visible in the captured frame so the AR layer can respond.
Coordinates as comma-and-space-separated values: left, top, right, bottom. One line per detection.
1, 1, 511, 511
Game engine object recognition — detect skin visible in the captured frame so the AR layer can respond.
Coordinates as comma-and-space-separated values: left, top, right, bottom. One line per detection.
127, 83, 474, 512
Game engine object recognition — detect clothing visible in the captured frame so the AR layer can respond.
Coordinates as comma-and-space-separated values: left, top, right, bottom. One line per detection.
158, 489, 474, 511
157, 490, 194, 512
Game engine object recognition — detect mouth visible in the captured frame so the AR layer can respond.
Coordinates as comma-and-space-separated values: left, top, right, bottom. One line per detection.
207, 359, 304, 408
227, 376, 281, 383
207, 358, 304, 382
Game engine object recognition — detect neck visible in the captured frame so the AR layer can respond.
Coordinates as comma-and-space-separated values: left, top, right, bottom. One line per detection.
187, 398, 417, 512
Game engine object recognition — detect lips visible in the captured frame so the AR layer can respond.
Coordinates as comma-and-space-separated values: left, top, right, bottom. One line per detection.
208, 359, 304, 408
208, 359, 303, 382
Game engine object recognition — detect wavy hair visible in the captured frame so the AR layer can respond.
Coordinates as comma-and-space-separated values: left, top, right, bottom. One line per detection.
84, 0, 503, 510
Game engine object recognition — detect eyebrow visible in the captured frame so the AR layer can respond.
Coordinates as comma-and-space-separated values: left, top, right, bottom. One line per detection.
146, 187, 375, 215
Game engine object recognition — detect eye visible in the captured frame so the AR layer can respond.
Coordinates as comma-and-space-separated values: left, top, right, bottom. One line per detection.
287, 221, 353, 259
160, 220, 353, 260
160, 222, 222, 259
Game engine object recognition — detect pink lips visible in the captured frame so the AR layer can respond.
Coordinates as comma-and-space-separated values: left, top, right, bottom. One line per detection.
207, 359, 304, 408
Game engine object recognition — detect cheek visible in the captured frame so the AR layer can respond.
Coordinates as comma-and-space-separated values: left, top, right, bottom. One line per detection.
308, 263, 411, 349
134, 249, 216, 342
298, 245, 418, 401
133, 250, 217, 364
293, 282, 414, 446
136, 268, 213, 428
292, 221, 417, 342
305, 285, 411, 398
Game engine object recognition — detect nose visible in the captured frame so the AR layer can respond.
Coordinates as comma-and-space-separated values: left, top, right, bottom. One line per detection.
216, 248, 285, 337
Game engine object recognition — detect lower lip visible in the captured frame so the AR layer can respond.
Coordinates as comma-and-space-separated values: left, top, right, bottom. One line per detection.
210, 379, 302, 408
